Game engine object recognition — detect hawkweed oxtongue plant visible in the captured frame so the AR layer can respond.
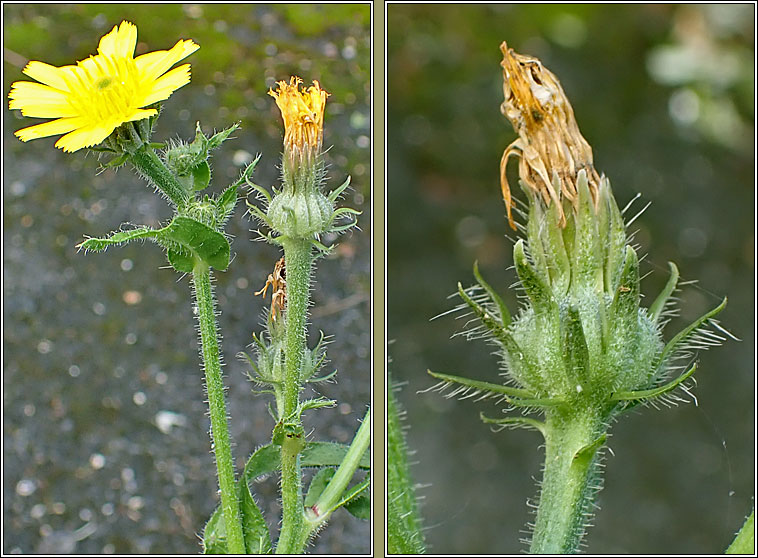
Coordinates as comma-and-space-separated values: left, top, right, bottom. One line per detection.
8, 21, 258, 554
239, 76, 370, 554
427, 41, 730, 554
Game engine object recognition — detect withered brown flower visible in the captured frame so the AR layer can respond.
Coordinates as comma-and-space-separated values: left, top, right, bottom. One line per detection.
256, 257, 286, 322
499, 41, 601, 228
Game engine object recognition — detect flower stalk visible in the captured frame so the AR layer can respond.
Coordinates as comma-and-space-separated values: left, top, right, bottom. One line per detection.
130, 143, 189, 208
247, 76, 365, 554
192, 262, 245, 555
275, 237, 313, 554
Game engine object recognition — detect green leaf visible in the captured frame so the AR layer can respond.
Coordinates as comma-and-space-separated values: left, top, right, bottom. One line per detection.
78, 216, 230, 272
301, 441, 371, 470
167, 248, 195, 272
239, 479, 272, 554
242, 444, 282, 484
208, 122, 240, 150
340, 476, 371, 519
726, 510, 754, 554
77, 226, 156, 252
304, 468, 335, 507
215, 183, 239, 226
157, 216, 230, 272
343, 487, 370, 520
202, 506, 228, 554
204, 444, 276, 554
202, 479, 272, 554
192, 161, 211, 191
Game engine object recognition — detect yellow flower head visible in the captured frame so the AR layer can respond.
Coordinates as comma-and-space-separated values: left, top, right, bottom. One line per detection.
268, 77, 328, 158
499, 41, 601, 229
8, 21, 199, 153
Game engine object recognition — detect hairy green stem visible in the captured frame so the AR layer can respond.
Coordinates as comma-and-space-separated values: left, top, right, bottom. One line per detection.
275, 237, 314, 554
387, 378, 426, 554
192, 263, 245, 555
277, 444, 304, 554
530, 407, 605, 554
130, 146, 188, 208
286, 408, 371, 553
313, 408, 371, 516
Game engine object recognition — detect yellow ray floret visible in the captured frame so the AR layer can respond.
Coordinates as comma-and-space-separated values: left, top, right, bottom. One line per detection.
8, 21, 199, 153
268, 77, 329, 153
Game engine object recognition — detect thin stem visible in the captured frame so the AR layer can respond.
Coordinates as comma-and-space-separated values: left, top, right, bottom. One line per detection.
275, 237, 314, 554
276, 441, 304, 554
283, 409, 371, 554
312, 408, 371, 517
130, 145, 188, 208
530, 408, 605, 554
192, 263, 245, 555
282, 237, 313, 415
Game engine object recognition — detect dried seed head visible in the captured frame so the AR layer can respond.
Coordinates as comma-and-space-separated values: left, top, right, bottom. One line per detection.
499, 41, 601, 228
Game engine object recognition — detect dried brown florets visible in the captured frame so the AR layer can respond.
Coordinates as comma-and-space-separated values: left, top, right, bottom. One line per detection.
499, 41, 602, 228
256, 257, 286, 322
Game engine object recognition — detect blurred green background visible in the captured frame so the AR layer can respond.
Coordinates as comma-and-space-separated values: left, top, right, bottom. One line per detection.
388, 4, 753, 555
4, 3, 370, 554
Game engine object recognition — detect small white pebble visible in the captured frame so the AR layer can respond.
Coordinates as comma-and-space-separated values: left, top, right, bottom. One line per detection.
16, 479, 36, 497
127, 496, 144, 510
89, 453, 106, 470
30, 503, 46, 519
233, 150, 253, 167
155, 411, 187, 434
132, 392, 146, 406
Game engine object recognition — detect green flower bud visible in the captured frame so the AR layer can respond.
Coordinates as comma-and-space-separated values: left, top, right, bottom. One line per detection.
429, 41, 729, 553
266, 77, 336, 239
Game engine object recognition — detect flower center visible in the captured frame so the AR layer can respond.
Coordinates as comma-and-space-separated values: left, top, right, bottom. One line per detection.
95, 76, 113, 90
63, 54, 141, 124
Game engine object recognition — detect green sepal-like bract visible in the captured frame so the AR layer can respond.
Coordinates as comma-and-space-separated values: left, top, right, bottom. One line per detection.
164, 121, 240, 194
431, 169, 729, 551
